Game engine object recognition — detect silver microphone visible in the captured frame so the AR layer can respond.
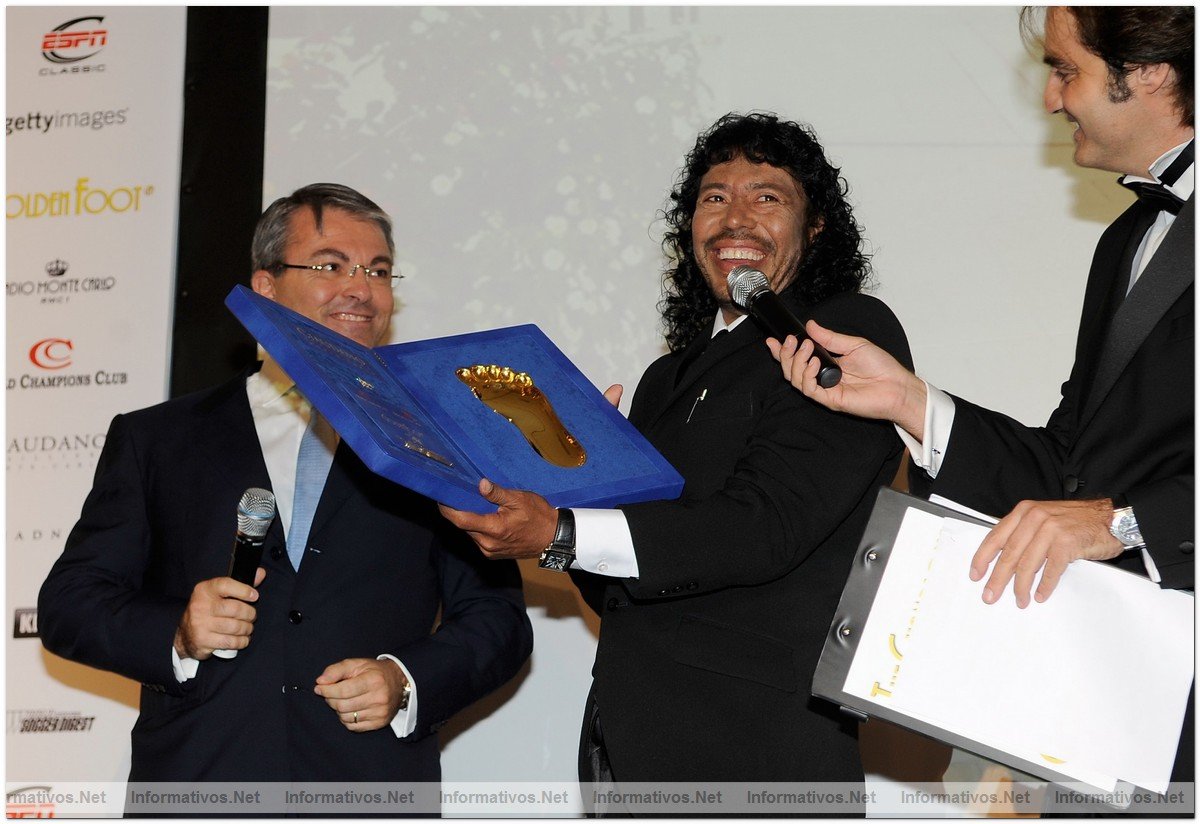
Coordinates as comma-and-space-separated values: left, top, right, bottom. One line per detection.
727, 265, 842, 388
213, 488, 276, 660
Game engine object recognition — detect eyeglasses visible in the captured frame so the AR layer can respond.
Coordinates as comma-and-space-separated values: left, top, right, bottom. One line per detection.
277, 262, 402, 283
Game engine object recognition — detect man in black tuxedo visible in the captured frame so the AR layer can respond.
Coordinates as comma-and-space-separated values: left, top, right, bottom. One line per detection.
442, 114, 911, 799
39, 184, 533, 799
772, 6, 1193, 785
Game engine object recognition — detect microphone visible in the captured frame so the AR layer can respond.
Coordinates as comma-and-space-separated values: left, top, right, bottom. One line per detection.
727, 265, 842, 388
212, 488, 276, 660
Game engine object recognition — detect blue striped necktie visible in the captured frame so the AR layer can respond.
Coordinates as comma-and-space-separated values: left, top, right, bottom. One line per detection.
287, 407, 335, 570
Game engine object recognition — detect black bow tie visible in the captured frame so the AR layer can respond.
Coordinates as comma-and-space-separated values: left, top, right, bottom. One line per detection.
1119, 139, 1193, 216
1120, 180, 1185, 215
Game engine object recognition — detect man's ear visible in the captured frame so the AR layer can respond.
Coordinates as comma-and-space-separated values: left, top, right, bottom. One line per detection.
1133, 61, 1175, 98
251, 270, 276, 300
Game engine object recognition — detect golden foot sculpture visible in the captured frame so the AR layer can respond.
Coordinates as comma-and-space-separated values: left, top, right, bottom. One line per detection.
456, 364, 587, 468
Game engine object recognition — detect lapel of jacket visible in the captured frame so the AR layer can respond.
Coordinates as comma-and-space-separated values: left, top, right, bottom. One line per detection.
194, 366, 275, 494
641, 318, 760, 432
1078, 197, 1194, 432
194, 366, 288, 555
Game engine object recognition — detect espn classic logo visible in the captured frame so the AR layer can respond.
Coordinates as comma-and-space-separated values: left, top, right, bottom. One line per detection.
40, 16, 107, 76
7, 786, 57, 818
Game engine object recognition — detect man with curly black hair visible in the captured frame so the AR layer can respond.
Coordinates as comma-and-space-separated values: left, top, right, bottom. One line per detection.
444, 113, 911, 799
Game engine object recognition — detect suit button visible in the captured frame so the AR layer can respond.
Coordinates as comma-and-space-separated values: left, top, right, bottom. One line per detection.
686, 582, 698, 591
1181, 542, 1194, 555
1064, 475, 1081, 493
671, 585, 683, 593
656, 589, 668, 596
605, 597, 620, 611
288, 610, 303, 624
270, 547, 284, 560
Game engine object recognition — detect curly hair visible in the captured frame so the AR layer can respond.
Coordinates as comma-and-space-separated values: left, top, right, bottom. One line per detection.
658, 112, 872, 352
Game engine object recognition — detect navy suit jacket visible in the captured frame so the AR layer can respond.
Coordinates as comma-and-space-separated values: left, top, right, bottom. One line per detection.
39, 368, 533, 782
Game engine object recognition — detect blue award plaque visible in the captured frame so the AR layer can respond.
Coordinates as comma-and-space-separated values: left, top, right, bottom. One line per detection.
226, 285, 683, 513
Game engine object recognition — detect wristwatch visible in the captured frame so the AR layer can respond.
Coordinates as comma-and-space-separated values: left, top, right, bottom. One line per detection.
1109, 494, 1145, 549
538, 508, 576, 571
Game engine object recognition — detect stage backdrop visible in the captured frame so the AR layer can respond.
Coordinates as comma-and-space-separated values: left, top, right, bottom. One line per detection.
263, 4, 1128, 811
7, 6, 1139, 818
6, 6, 186, 812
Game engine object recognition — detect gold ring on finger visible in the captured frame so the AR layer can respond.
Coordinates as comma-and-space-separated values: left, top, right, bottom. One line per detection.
353, 711, 359, 724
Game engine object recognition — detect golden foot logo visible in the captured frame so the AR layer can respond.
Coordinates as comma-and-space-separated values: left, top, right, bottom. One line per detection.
456, 364, 586, 468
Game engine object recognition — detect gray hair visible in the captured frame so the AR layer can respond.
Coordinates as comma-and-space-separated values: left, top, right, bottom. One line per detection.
251, 183, 395, 273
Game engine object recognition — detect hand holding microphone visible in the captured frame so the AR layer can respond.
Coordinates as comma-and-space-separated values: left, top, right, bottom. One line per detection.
176, 489, 276, 662
727, 265, 842, 388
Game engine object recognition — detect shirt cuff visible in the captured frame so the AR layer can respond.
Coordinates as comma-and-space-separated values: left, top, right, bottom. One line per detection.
378, 654, 417, 738
1140, 547, 1162, 584
572, 508, 639, 578
896, 381, 955, 478
172, 646, 199, 683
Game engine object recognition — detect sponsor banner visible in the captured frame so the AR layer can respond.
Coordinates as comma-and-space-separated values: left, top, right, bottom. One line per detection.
13, 608, 39, 639
8, 336, 129, 392
6, 258, 119, 305
6, 6, 185, 789
9, 710, 98, 734
7, 106, 130, 137
2, 782, 1195, 817
7, 177, 156, 221
39, 14, 108, 75
7, 432, 107, 473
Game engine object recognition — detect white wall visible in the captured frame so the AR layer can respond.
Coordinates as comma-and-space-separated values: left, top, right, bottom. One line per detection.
260, 2, 1127, 805
262, 6, 1132, 795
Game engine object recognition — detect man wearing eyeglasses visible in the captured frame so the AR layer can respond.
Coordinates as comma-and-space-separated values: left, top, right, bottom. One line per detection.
38, 183, 532, 801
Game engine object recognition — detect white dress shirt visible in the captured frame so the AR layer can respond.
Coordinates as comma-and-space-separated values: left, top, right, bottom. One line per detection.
573, 313, 750, 578
172, 354, 419, 737
901, 141, 1195, 583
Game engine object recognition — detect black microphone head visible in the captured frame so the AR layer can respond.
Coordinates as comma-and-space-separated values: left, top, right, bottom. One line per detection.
727, 265, 771, 310
236, 488, 276, 538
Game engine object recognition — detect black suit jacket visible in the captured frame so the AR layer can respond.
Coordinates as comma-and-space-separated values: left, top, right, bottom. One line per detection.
914, 198, 1193, 587
579, 291, 911, 782
39, 369, 533, 782
912, 197, 1194, 784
